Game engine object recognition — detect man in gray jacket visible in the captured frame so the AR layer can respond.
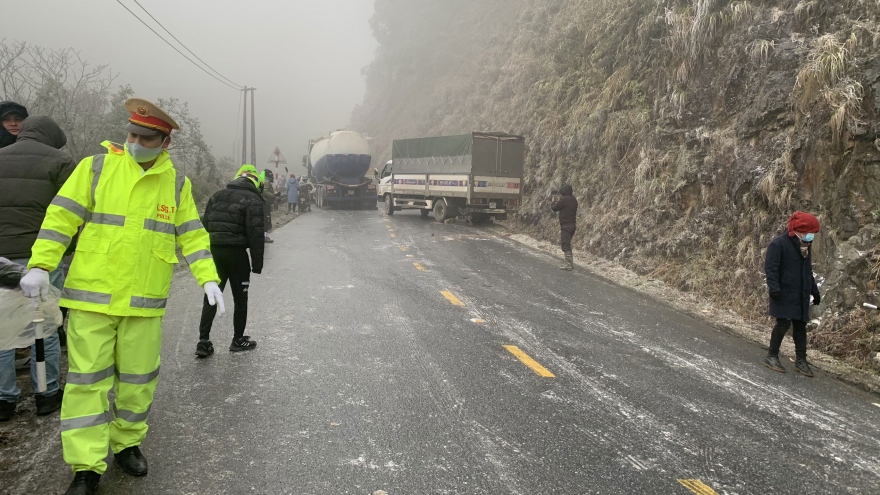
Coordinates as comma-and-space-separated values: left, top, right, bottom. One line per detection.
0, 116, 75, 421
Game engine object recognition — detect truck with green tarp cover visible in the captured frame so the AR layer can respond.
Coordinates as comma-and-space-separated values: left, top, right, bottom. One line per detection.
375, 132, 524, 223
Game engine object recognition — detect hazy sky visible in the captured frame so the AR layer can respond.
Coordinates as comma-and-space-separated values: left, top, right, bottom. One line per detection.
5, 0, 377, 174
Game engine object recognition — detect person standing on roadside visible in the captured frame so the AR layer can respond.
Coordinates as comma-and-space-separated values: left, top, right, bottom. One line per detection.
20, 98, 224, 495
0, 101, 28, 148
1, 102, 34, 375
196, 170, 265, 356
287, 174, 300, 212
0, 116, 75, 422
763, 211, 821, 377
261, 169, 276, 243
550, 184, 578, 271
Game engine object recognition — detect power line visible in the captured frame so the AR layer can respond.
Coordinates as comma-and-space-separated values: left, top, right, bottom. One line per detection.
114, 0, 241, 91
130, 0, 242, 88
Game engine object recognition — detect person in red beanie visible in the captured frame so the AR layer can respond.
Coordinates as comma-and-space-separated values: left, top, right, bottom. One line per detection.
763, 211, 821, 376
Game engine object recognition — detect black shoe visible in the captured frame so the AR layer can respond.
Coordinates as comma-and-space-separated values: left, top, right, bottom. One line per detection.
264, 237, 274, 243
114, 446, 148, 476
229, 336, 257, 352
35, 389, 63, 416
0, 400, 15, 421
763, 355, 786, 373
794, 358, 814, 377
65, 470, 100, 495
194, 340, 214, 358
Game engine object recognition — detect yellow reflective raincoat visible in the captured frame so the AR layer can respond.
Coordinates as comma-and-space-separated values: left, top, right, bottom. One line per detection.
29, 141, 219, 317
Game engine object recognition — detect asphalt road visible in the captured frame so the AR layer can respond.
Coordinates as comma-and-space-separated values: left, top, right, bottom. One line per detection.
6, 207, 880, 494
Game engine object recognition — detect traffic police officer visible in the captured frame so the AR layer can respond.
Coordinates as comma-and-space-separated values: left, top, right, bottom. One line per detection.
20, 98, 225, 495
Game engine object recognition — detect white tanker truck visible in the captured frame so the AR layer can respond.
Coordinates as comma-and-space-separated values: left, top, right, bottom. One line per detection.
303, 130, 377, 209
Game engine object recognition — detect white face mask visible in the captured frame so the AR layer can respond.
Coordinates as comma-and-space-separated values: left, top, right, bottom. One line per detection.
126, 139, 166, 163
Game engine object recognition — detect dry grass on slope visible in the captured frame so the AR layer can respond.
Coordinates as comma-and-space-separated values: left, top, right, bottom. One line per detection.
353, 0, 880, 372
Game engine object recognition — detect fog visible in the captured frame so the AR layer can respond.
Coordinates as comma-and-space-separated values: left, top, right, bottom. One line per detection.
4, 0, 377, 172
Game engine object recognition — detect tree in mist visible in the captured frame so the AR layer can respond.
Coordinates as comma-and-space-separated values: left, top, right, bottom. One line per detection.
156, 97, 226, 204
0, 40, 225, 205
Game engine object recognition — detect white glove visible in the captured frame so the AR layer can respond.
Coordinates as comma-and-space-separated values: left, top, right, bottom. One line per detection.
20, 268, 50, 299
203, 281, 226, 316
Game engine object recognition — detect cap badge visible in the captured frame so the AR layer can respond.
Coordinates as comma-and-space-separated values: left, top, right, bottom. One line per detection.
136, 105, 149, 117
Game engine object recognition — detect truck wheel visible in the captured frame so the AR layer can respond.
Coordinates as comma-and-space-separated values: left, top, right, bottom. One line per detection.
420, 208, 430, 218
434, 198, 448, 222
384, 195, 394, 216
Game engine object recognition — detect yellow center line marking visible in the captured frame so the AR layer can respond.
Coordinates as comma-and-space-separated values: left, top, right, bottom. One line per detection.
406, 254, 414, 258
503, 345, 555, 377
398, 246, 408, 252
413, 262, 426, 271
390, 233, 396, 238
440, 290, 465, 307
677, 479, 719, 495
470, 318, 485, 323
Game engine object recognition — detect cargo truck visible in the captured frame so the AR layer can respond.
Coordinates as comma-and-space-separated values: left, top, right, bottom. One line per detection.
376, 132, 524, 223
305, 130, 377, 209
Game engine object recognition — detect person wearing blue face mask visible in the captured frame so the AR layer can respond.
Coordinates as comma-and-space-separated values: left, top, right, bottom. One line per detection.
21, 97, 223, 495
763, 211, 821, 377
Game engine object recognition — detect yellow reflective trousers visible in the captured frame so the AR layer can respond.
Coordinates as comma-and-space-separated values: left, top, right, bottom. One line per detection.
60, 310, 162, 474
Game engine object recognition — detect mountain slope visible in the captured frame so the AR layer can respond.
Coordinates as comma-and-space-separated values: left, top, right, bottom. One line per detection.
352, 0, 880, 370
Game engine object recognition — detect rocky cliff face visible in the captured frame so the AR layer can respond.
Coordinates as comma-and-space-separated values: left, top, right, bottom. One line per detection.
352, 0, 880, 370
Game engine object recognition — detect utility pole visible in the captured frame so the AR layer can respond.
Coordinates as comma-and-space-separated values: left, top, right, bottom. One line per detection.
241, 87, 248, 166
250, 88, 257, 167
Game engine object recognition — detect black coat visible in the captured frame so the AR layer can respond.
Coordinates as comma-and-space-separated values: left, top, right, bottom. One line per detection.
765, 232, 819, 322
551, 185, 578, 227
203, 177, 266, 273
0, 116, 75, 259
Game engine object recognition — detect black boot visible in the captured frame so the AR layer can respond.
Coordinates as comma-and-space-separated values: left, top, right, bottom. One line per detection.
114, 445, 148, 476
794, 358, 814, 377
64, 471, 100, 495
558, 252, 573, 271
194, 340, 214, 358
35, 389, 63, 416
0, 400, 15, 421
763, 354, 786, 373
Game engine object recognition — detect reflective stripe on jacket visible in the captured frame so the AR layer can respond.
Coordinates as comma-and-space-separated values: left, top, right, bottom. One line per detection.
28, 141, 219, 316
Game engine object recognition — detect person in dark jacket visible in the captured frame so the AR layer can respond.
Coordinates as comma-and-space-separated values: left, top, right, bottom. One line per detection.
763, 211, 821, 377
261, 169, 276, 243
0, 116, 74, 420
0, 101, 28, 149
550, 184, 579, 271
196, 172, 265, 356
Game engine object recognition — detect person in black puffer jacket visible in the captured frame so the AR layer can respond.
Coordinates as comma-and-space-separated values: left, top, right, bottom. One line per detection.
196, 172, 265, 356
550, 184, 579, 271
0, 115, 73, 421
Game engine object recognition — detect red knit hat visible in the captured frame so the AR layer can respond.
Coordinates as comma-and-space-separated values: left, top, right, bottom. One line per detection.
787, 211, 820, 236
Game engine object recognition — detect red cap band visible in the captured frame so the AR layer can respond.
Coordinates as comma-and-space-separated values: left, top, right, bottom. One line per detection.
129, 113, 173, 135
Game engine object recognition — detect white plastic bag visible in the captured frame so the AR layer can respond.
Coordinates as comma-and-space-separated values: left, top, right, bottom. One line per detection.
0, 286, 63, 351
